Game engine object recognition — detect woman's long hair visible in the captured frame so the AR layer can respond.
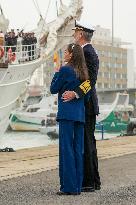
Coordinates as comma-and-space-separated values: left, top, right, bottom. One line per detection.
67, 43, 89, 81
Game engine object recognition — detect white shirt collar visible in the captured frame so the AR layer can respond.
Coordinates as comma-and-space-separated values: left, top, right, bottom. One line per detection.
81, 43, 90, 48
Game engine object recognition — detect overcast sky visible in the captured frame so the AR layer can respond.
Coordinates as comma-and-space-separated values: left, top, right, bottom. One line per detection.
1, 0, 136, 64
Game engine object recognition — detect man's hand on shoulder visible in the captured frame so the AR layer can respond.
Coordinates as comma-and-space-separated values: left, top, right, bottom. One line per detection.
61, 91, 76, 102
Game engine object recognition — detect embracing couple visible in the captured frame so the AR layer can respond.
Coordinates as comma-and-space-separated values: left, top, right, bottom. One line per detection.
50, 20, 101, 195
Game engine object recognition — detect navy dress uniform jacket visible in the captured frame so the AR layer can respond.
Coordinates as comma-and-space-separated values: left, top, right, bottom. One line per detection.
83, 44, 101, 188
75, 44, 99, 115
50, 65, 85, 123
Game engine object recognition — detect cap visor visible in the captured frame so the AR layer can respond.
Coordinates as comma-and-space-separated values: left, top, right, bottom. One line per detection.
72, 27, 83, 31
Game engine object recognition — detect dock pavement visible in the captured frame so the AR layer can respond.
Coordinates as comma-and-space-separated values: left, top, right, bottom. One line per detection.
0, 135, 136, 204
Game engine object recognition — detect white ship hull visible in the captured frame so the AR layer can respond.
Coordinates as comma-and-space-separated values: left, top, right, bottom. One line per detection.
9, 95, 57, 131
0, 0, 83, 134
0, 58, 42, 134
10, 112, 49, 131
10, 121, 40, 131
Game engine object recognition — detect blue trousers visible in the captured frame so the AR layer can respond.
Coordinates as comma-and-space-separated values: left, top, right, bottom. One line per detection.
59, 120, 84, 193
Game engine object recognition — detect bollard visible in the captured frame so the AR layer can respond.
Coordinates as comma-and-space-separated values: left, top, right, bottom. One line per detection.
101, 123, 104, 140
96, 122, 104, 140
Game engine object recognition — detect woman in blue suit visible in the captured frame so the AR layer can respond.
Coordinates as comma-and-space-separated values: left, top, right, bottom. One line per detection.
50, 43, 89, 195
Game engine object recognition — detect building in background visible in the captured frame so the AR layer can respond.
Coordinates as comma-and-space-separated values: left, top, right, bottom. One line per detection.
127, 49, 135, 88
92, 25, 134, 89
30, 25, 135, 91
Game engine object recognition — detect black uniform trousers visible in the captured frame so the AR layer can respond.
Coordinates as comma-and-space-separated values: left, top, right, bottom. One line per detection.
82, 100, 101, 188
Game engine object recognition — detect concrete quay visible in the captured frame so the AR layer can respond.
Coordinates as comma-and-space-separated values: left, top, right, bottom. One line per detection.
0, 135, 136, 181
0, 135, 136, 205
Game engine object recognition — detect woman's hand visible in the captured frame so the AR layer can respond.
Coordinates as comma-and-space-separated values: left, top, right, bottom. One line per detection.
54, 66, 61, 72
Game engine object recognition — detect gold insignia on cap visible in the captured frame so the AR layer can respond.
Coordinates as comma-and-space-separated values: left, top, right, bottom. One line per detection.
79, 80, 91, 94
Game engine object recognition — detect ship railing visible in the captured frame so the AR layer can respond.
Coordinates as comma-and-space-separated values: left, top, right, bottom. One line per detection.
0, 44, 41, 65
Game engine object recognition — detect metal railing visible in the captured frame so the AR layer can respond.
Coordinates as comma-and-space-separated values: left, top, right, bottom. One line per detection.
0, 44, 41, 65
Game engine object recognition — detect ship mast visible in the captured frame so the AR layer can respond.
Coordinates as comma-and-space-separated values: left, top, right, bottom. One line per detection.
0, 4, 9, 33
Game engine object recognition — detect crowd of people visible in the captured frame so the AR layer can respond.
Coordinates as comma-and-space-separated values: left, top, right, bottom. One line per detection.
0, 29, 37, 62
5, 29, 37, 49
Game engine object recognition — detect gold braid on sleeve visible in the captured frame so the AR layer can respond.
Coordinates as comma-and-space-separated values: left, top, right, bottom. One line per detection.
79, 80, 91, 94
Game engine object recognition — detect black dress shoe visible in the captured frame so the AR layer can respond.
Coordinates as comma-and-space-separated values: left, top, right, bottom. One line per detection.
57, 191, 69, 195
81, 187, 95, 192
95, 184, 101, 190
57, 191, 81, 195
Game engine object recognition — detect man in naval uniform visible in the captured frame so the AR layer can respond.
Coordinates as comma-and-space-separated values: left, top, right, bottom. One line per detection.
62, 20, 101, 192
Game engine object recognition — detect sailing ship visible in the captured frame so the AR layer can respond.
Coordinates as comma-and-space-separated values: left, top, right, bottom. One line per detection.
0, 0, 83, 134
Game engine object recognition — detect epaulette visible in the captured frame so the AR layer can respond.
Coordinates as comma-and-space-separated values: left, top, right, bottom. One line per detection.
79, 80, 91, 94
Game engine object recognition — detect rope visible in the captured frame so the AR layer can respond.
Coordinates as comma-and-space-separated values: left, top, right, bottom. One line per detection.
44, 0, 52, 22
34, 0, 41, 15
32, 0, 42, 17
37, 0, 52, 39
